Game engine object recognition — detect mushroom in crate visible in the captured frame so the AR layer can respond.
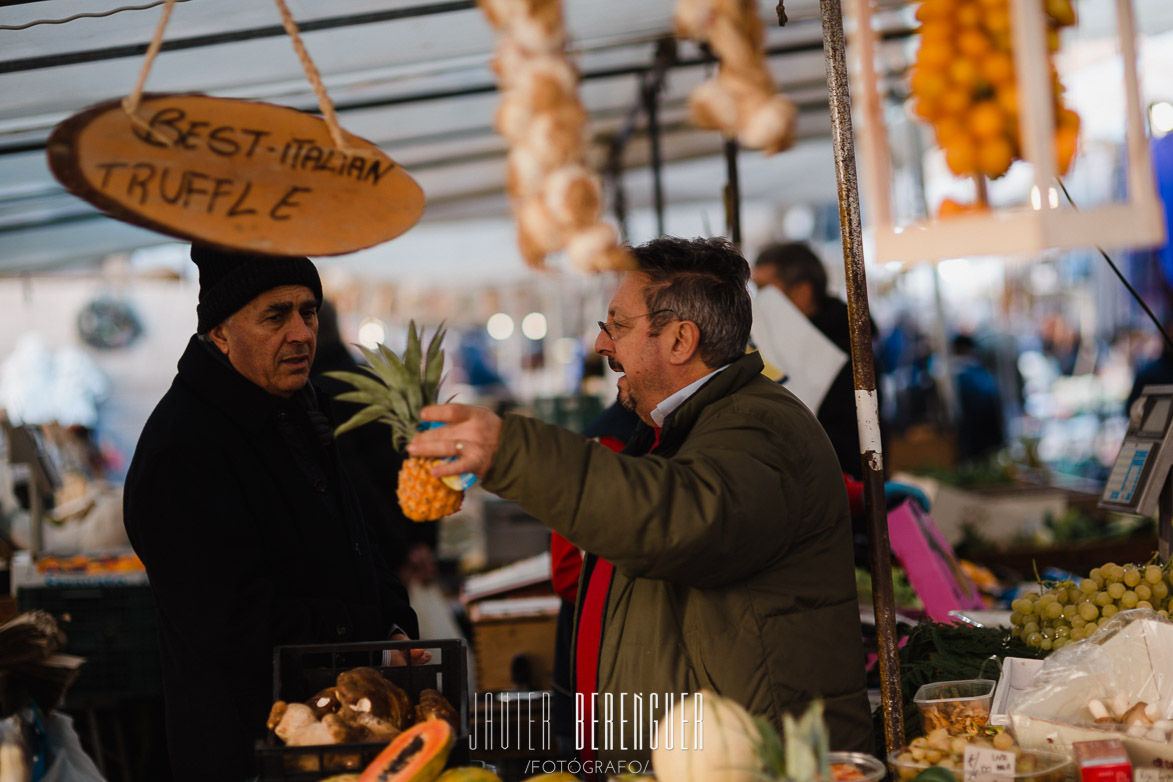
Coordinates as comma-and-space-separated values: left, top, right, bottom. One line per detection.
334, 667, 414, 740
266, 665, 461, 773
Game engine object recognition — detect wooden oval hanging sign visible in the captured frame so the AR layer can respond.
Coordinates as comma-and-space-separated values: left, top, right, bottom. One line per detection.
47, 94, 425, 256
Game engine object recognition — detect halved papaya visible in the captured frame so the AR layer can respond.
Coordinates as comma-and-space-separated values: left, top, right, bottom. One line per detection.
357, 718, 454, 782
434, 767, 503, 782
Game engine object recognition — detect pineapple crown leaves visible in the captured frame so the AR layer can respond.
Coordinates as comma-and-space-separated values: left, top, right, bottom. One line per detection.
753, 715, 787, 779
324, 320, 447, 451
783, 699, 829, 782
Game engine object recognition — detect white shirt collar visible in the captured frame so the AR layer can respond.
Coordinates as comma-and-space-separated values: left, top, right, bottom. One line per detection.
650, 364, 730, 427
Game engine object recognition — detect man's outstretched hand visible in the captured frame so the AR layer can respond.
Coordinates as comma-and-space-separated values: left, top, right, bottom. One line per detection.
406, 404, 503, 479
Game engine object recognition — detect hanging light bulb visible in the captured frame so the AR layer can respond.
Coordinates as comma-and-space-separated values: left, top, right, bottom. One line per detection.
521, 312, 548, 340
357, 317, 386, 348
487, 313, 514, 341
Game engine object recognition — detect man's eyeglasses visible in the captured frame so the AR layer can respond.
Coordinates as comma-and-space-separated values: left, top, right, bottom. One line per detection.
597, 309, 675, 341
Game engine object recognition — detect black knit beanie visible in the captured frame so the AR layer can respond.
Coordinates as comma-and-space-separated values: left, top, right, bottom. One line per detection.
191, 244, 323, 334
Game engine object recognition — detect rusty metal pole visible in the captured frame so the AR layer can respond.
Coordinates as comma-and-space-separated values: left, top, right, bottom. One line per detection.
817, 0, 905, 757
723, 139, 742, 245
642, 75, 666, 237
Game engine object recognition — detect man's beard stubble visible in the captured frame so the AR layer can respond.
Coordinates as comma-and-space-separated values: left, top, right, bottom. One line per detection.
610, 356, 637, 413
617, 386, 636, 413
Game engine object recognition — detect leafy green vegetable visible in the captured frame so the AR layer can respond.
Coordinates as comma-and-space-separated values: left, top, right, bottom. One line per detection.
872, 620, 1046, 749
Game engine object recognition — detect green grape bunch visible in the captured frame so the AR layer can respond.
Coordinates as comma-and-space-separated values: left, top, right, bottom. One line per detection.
1009, 561, 1172, 651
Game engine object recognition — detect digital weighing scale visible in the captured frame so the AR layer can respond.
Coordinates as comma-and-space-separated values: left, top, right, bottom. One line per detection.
1099, 384, 1173, 561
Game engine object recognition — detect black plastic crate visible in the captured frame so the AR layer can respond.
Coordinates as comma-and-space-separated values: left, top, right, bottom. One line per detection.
257, 637, 469, 781
15, 585, 162, 705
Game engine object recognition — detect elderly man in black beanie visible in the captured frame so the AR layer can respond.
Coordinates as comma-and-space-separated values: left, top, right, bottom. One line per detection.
123, 244, 419, 782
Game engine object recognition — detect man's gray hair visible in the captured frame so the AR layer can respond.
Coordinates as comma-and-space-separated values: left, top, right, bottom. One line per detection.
630, 236, 752, 368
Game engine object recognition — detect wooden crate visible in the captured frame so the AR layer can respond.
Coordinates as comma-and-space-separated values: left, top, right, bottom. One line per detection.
472, 614, 558, 693
888, 425, 958, 473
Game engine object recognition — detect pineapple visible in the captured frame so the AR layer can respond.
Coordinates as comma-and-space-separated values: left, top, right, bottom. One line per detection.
325, 321, 463, 522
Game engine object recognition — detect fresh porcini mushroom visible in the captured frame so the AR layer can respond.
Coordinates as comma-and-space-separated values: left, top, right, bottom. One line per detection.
1145, 702, 1163, 722
1122, 702, 1153, 726
267, 701, 289, 731
274, 703, 319, 744
1109, 694, 1131, 720
288, 716, 345, 746
1087, 698, 1115, 724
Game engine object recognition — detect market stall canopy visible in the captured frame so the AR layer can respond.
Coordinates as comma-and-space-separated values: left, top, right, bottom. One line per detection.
1, 0, 1172, 273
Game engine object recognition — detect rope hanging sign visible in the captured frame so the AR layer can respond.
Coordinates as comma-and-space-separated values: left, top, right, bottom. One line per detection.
45, 0, 425, 257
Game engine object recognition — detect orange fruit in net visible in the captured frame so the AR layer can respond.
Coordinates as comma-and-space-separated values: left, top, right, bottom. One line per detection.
910, 66, 949, 100
1057, 107, 1081, 129
996, 83, 1019, 118
958, 29, 992, 58
1055, 109, 1080, 174
970, 101, 1006, 140
933, 116, 968, 146
943, 134, 979, 176
938, 198, 988, 217
939, 84, 974, 116
917, 37, 953, 69
980, 50, 1016, 85
949, 58, 982, 89
983, 7, 1011, 34
955, 1, 982, 27
979, 136, 1015, 178
916, 0, 952, 23
912, 95, 945, 121
938, 198, 970, 216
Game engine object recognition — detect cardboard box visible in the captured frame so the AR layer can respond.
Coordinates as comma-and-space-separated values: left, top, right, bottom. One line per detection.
1010, 616, 1173, 769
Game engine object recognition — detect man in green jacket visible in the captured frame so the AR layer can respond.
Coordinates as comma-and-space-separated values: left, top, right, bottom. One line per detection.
409, 236, 873, 772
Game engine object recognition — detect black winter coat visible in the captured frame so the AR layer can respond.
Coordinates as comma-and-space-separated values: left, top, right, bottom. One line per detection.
124, 336, 417, 782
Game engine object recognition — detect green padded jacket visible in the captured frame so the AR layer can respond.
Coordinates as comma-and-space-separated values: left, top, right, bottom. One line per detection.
482, 351, 874, 766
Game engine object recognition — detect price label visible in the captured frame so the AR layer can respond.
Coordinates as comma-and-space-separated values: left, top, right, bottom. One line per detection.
964, 745, 1015, 782
1136, 768, 1173, 782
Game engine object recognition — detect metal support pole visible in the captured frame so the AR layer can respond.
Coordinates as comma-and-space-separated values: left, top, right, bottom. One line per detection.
1160, 475, 1172, 563
642, 76, 666, 237
818, 0, 905, 757
29, 473, 42, 556
607, 135, 630, 242
723, 139, 742, 245
0, 1, 479, 75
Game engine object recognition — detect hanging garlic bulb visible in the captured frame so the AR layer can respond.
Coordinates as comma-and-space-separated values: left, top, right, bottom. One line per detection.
675, 0, 797, 155
479, 0, 633, 271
